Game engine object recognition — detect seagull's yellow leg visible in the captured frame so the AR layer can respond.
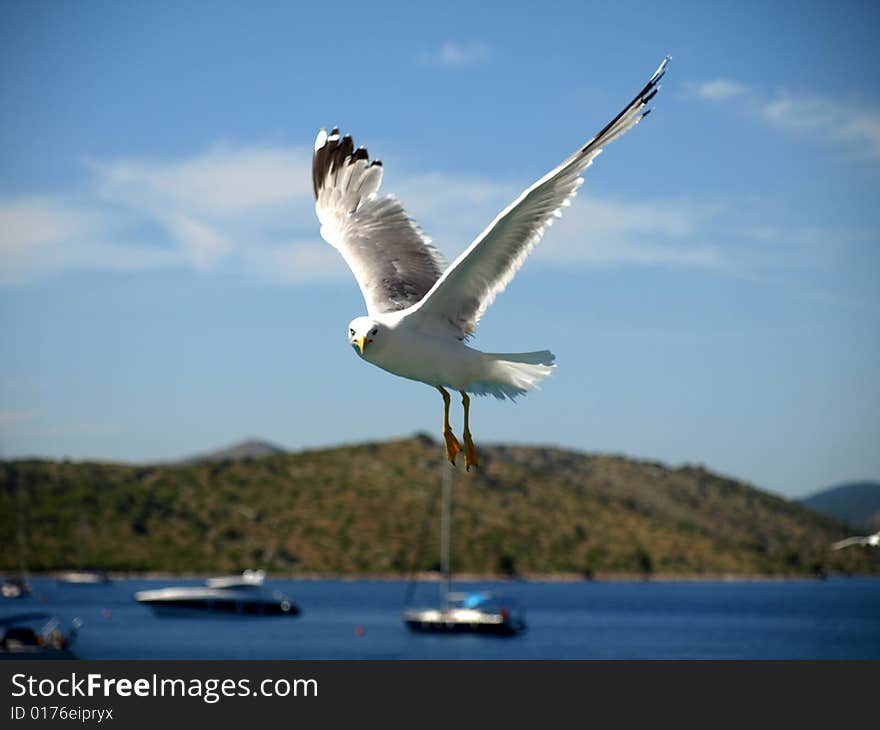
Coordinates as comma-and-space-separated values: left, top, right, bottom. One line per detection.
437, 386, 461, 465
460, 391, 478, 471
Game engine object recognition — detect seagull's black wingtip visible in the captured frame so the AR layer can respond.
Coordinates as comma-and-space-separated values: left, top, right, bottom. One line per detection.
651, 55, 672, 84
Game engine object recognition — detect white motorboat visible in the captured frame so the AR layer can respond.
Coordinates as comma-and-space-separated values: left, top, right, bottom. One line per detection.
134, 572, 298, 617
57, 570, 111, 585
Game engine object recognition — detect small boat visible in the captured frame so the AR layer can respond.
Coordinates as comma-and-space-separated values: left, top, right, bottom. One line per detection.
1, 577, 31, 599
134, 573, 299, 617
404, 591, 527, 636
4, 479, 32, 599
57, 570, 111, 585
402, 461, 526, 636
57, 493, 113, 585
0, 613, 81, 659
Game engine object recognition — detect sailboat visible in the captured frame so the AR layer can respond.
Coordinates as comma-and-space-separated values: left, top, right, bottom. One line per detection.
57, 482, 111, 585
402, 459, 526, 636
2, 474, 32, 599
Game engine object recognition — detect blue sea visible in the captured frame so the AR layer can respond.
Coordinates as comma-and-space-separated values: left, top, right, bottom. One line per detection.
3, 577, 880, 659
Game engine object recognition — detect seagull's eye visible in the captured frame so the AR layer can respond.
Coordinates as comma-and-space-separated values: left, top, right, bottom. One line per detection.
349, 328, 355, 336
371, 328, 378, 336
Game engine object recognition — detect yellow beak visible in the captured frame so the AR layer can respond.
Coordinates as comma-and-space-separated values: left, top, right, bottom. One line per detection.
356, 336, 367, 354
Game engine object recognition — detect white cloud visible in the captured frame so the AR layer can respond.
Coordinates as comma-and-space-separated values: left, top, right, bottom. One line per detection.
0, 144, 330, 286
760, 93, 880, 160
688, 77, 880, 161
418, 41, 490, 67
536, 197, 729, 271
91, 144, 312, 216
164, 213, 233, 271
0, 196, 182, 285
389, 169, 734, 272
239, 241, 346, 284
686, 79, 750, 101
0, 140, 835, 288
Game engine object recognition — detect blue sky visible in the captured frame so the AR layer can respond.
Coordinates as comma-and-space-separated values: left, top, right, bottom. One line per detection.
2, 0, 878, 498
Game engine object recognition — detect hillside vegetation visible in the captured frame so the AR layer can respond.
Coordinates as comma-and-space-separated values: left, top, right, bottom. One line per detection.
1, 436, 877, 577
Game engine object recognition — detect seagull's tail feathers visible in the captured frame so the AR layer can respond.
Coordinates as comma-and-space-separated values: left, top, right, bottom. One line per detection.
469, 350, 556, 401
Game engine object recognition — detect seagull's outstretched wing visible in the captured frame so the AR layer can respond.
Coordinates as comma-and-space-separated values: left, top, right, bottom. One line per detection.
404, 57, 670, 338
831, 536, 868, 550
313, 129, 446, 316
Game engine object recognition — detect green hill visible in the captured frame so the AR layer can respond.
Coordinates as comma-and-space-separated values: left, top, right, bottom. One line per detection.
1, 435, 877, 577
800, 482, 880, 532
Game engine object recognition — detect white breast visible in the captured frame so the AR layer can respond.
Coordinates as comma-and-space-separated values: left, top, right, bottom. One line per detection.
366, 326, 483, 389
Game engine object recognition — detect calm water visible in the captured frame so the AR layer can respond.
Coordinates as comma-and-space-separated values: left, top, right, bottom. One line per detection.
3, 577, 879, 659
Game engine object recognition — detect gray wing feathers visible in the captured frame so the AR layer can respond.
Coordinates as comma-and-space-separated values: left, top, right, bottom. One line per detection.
406, 57, 670, 338
313, 128, 446, 315
339, 195, 447, 314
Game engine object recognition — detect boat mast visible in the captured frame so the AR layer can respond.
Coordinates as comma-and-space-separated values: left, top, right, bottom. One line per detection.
440, 459, 453, 607
16, 473, 28, 584
77, 486, 87, 572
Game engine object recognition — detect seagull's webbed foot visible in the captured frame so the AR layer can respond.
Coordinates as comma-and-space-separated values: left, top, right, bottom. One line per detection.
443, 428, 462, 465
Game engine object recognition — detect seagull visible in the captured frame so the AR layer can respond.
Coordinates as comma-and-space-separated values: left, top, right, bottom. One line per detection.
312, 57, 670, 470
832, 531, 880, 550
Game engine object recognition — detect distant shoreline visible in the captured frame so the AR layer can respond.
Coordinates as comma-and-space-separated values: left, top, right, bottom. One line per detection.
14, 570, 874, 583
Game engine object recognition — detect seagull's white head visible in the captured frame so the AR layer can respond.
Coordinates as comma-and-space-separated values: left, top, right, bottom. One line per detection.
348, 316, 381, 358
